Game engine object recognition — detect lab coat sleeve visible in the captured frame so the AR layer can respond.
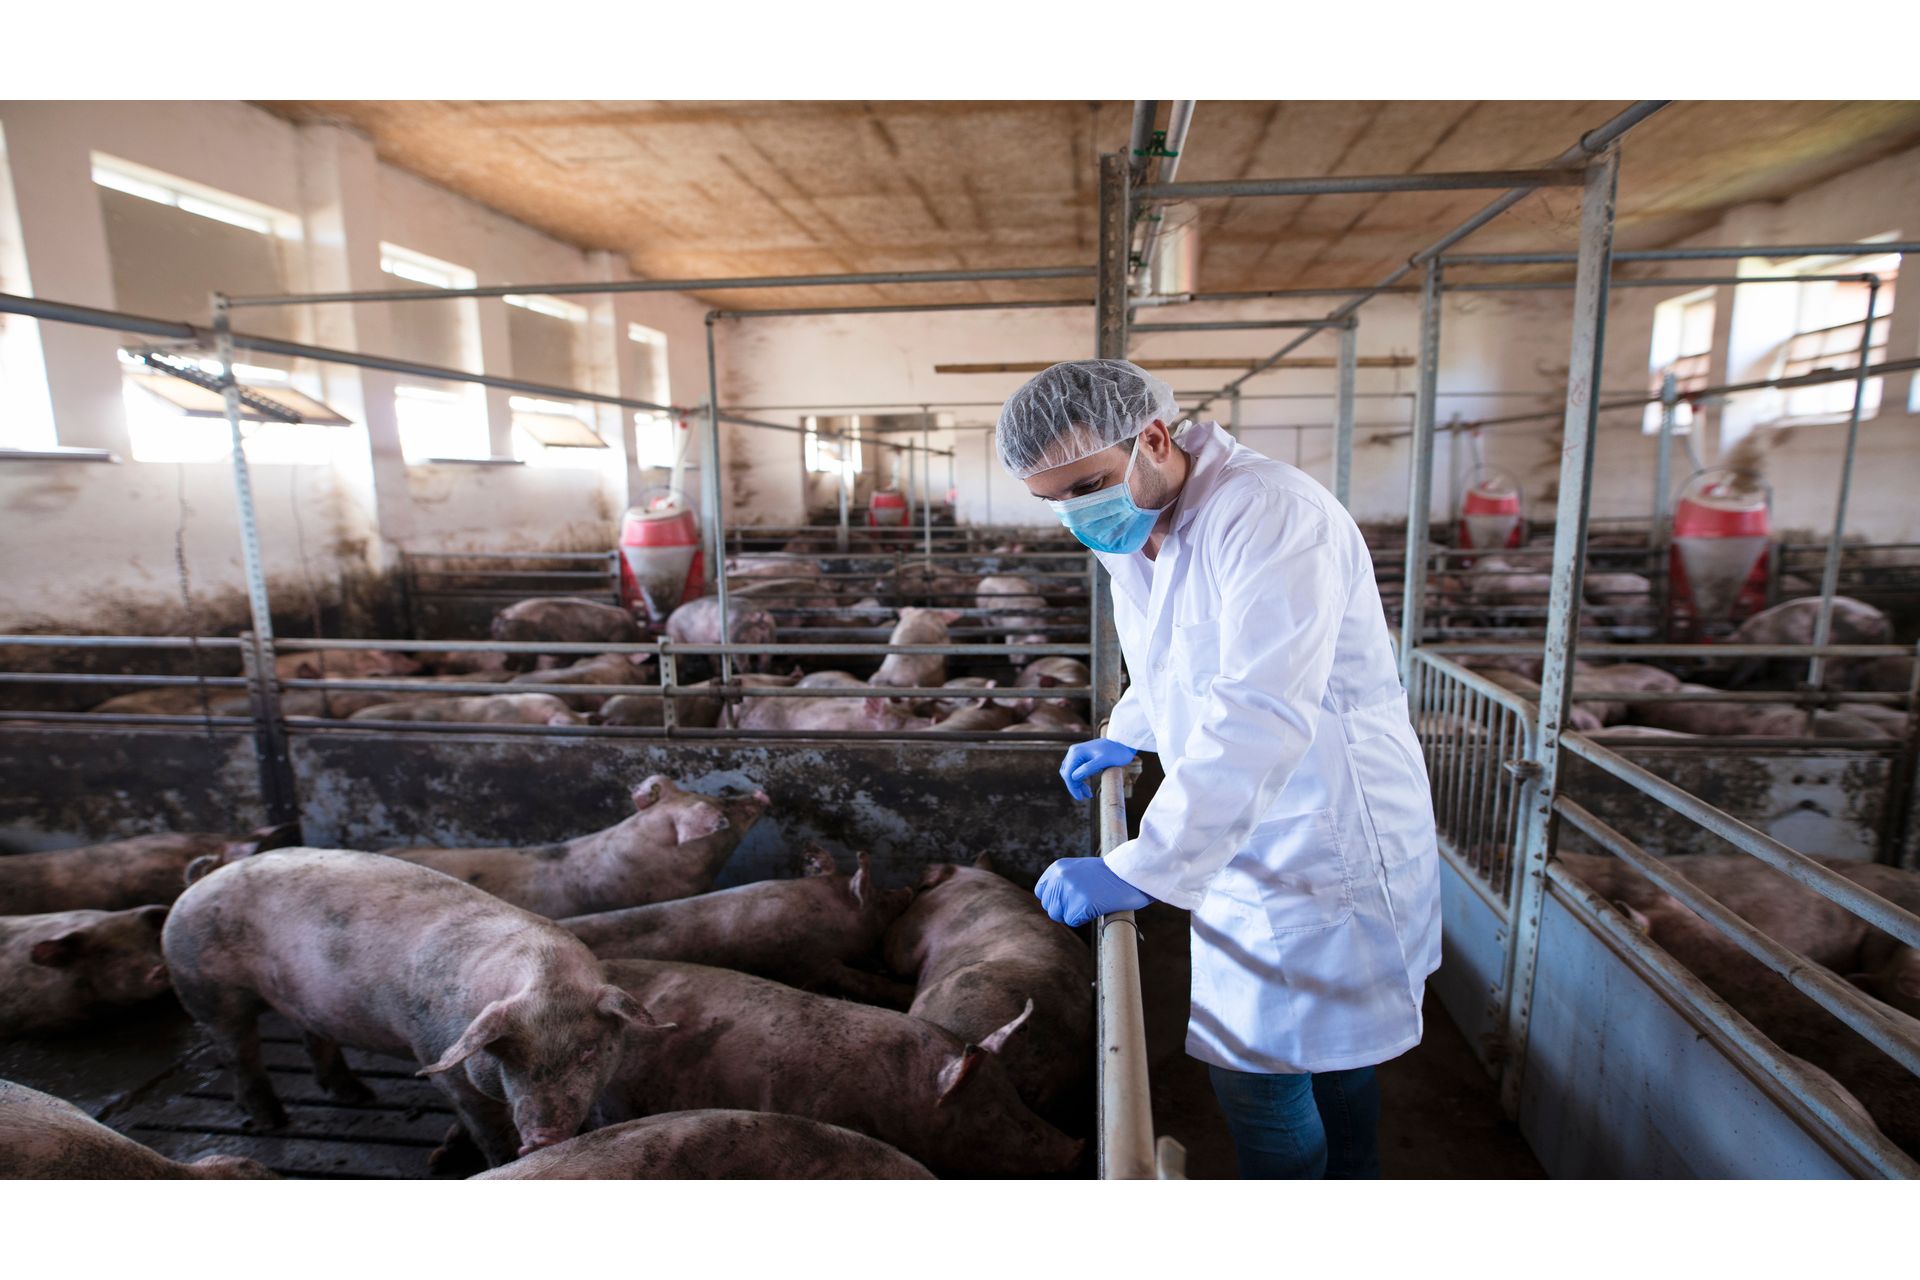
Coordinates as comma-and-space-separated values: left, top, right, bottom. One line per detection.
1103, 680, 1157, 753
1103, 489, 1347, 910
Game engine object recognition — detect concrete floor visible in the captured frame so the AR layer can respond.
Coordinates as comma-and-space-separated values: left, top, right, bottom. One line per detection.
1136, 902, 1543, 1179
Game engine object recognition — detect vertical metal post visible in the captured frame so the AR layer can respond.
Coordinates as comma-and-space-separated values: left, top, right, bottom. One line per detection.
1090, 151, 1130, 738
702, 317, 732, 684
1228, 388, 1241, 439
836, 443, 851, 553
902, 442, 916, 537
1398, 263, 1443, 680
1807, 277, 1880, 693
1334, 320, 1358, 509
658, 644, 678, 734
1653, 373, 1678, 634
1498, 147, 1619, 1117
921, 410, 934, 566
211, 297, 296, 826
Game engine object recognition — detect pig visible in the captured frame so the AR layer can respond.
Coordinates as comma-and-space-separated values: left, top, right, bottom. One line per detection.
386, 776, 769, 917
1560, 855, 1920, 1153
1, 906, 172, 1036
510, 651, 654, 712
934, 677, 1005, 719
729, 577, 841, 628
882, 562, 979, 607
1014, 657, 1091, 709
0, 1080, 274, 1179
346, 693, 585, 726
596, 959, 1084, 1177
561, 848, 913, 1005
869, 608, 962, 692
89, 687, 228, 717
1464, 557, 1552, 608
664, 597, 778, 676
0, 825, 297, 915
163, 849, 657, 1166
243, 672, 517, 720
938, 701, 1018, 732
490, 598, 643, 671
885, 862, 1094, 1118
1725, 597, 1893, 690
474, 1111, 934, 1180
977, 575, 1050, 663
736, 692, 938, 733
1584, 571, 1653, 604
1629, 686, 1809, 737
1585, 725, 1698, 741
1004, 701, 1094, 734
273, 648, 423, 681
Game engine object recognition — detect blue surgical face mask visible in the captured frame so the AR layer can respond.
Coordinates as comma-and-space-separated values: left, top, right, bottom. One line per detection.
1046, 435, 1166, 554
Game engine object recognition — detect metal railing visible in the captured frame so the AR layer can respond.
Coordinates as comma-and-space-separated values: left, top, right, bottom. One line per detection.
1406, 649, 1539, 912
402, 550, 621, 607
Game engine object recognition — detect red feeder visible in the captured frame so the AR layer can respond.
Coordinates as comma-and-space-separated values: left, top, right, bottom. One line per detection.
1667, 469, 1770, 640
619, 489, 704, 623
868, 489, 909, 527
1457, 470, 1524, 550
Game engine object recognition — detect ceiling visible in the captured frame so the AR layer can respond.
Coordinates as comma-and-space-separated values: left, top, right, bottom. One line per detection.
260, 100, 1920, 310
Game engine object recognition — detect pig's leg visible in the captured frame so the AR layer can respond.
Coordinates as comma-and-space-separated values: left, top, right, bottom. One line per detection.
170, 975, 286, 1130
426, 1122, 487, 1177
302, 1030, 376, 1105
428, 1072, 521, 1168
821, 963, 920, 1010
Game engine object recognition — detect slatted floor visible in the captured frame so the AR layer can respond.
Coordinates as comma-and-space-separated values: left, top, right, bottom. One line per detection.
1, 1009, 468, 1179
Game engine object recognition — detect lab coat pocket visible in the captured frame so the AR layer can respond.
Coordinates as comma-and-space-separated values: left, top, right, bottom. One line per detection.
1342, 694, 1436, 872
1239, 807, 1354, 936
1168, 615, 1222, 699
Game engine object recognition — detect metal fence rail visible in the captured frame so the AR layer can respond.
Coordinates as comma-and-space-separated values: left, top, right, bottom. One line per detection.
1407, 650, 1539, 912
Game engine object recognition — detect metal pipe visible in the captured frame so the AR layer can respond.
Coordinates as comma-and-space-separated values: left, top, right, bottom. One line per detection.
1131, 100, 1195, 301
278, 719, 1082, 743
0, 291, 686, 417
1180, 101, 1667, 418
1096, 766, 1156, 1178
1448, 272, 1882, 293
1500, 145, 1620, 1118
223, 265, 1099, 309
1138, 170, 1582, 201
212, 297, 296, 825
1132, 319, 1343, 333
714, 299, 1093, 320
1543, 858, 1919, 1179
1555, 797, 1920, 1079
1127, 101, 1160, 184
1398, 263, 1443, 680
702, 319, 732, 685
1561, 732, 1920, 947
1653, 373, 1677, 565
1442, 242, 1920, 266
1334, 322, 1358, 508
275, 677, 1094, 701
1807, 277, 1880, 693
922, 412, 934, 566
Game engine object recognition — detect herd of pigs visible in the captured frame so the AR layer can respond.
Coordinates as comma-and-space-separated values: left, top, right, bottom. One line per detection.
0, 774, 1093, 1179
1456, 596, 1915, 741
87, 554, 1092, 736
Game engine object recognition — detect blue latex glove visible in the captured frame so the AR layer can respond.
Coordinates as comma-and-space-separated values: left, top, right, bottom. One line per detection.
1036, 857, 1152, 927
1058, 737, 1137, 802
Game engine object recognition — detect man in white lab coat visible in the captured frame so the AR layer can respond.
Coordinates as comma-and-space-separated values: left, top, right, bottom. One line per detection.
998, 358, 1441, 1180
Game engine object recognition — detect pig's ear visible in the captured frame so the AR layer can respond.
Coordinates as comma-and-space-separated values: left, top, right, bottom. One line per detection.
136, 905, 169, 930
919, 864, 957, 891
1612, 899, 1653, 933
978, 999, 1034, 1057
672, 803, 730, 844
972, 852, 997, 873
28, 931, 87, 968
417, 999, 517, 1077
863, 697, 892, 721
597, 985, 668, 1029
1035, 674, 1061, 689
293, 658, 322, 680
801, 845, 837, 878
631, 777, 669, 812
935, 1046, 989, 1107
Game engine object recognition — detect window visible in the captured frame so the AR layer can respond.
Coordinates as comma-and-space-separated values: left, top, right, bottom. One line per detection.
505, 293, 585, 390
1643, 290, 1715, 434
380, 243, 472, 291
396, 383, 489, 463
804, 415, 862, 474
378, 243, 477, 371
1774, 253, 1898, 421
118, 351, 348, 465
92, 160, 278, 235
510, 394, 608, 468
634, 413, 688, 470
626, 323, 671, 407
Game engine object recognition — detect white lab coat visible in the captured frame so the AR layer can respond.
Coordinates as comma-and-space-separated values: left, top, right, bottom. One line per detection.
1099, 420, 1441, 1075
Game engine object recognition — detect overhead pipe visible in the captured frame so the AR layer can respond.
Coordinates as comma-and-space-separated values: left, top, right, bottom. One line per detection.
1126, 100, 1161, 184
1137, 170, 1582, 201
1182, 100, 1670, 417
1442, 243, 1920, 266
1132, 100, 1196, 301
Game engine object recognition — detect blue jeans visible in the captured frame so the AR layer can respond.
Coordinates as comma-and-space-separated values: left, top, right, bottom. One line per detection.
1208, 1063, 1381, 1179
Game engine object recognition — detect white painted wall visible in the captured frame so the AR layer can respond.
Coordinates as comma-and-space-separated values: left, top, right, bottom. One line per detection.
0, 101, 711, 633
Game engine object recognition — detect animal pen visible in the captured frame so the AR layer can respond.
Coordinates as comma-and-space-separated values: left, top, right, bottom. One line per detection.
3, 96, 1919, 1178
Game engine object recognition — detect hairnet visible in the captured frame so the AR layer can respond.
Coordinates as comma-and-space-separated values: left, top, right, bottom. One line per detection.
995, 359, 1179, 478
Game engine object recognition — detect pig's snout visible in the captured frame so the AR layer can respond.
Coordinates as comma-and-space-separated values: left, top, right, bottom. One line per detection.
516, 1128, 572, 1156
